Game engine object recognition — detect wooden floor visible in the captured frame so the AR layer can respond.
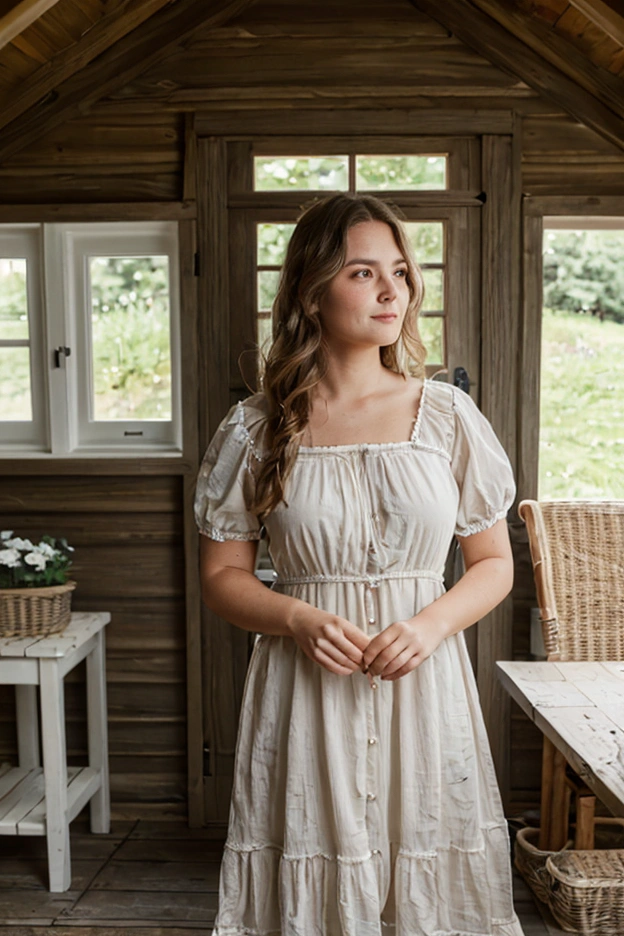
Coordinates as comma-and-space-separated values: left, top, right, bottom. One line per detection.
0, 819, 566, 935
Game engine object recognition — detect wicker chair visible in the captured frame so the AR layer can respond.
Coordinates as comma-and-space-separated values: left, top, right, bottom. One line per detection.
518, 499, 624, 854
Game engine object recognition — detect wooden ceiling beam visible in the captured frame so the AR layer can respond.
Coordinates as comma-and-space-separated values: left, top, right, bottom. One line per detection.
0, 0, 62, 53
567, 0, 624, 48
467, 0, 624, 118
0, 0, 256, 165
0, 0, 175, 132
410, 0, 624, 153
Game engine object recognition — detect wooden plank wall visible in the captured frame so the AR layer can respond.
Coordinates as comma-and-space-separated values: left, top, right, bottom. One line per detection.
0, 0, 623, 820
0, 474, 188, 819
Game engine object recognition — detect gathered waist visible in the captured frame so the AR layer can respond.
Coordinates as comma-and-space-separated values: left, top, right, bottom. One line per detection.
275, 568, 444, 587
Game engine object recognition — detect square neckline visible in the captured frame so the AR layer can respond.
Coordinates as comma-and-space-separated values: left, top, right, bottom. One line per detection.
297, 377, 430, 454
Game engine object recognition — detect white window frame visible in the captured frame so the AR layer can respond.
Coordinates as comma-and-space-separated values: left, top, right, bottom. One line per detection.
0, 225, 48, 451
0, 220, 182, 457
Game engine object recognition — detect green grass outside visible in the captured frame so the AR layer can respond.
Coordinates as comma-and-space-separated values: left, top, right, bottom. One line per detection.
540, 307, 624, 499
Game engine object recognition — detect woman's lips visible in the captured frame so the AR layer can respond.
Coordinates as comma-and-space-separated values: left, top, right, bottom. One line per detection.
371, 314, 398, 322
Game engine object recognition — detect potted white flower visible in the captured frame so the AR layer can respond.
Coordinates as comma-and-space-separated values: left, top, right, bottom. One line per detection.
0, 531, 76, 638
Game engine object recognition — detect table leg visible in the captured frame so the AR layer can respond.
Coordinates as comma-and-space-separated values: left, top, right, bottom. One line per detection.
539, 734, 555, 851
549, 748, 570, 852
39, 659, 70, 893
15, 685, 40, 768
86, 630, 110, 834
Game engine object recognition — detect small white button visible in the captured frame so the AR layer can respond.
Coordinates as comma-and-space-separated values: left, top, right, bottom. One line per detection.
370, 680, 378, 690
371, 848, 381, 855
368, 737, 377, 745
368, 617, 375, 626
367, 792, 376, 801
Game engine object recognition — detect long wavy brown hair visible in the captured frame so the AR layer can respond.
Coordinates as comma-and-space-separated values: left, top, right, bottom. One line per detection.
253, 193, 427, 519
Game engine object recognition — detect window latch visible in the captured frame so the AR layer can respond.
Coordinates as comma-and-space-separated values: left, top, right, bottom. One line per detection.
53, 346, 71, 368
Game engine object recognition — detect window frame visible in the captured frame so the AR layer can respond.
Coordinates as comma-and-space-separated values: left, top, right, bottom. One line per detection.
0, 220, 182, 457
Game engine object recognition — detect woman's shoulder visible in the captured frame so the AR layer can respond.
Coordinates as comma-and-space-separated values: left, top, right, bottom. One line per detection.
416, 378, 456, 458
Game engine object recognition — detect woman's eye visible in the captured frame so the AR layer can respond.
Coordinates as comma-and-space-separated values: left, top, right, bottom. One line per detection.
395, 269, 408, 278
354, 269, 371, 278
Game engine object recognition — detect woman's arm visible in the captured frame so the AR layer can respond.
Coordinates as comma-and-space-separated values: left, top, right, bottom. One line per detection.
362, 517, 513, 680
200, 536, 370, 675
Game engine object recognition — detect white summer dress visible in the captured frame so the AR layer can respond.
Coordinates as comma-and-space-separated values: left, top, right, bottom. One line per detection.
194, 378, 525, 936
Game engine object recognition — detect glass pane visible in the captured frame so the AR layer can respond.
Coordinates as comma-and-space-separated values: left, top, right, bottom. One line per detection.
405, 222, 444, 264
418, 316, 444, 366
0, 346, 32, 420
421, 268, 443, 312
540, 229, 624, 497
0, 258, 29, 340
258, 314, 272, 353
257, 224, 296, 265
254, 156, 348, 191
258, 270, 281, 311
89, 256, 172, 421
356, 155, 446, 191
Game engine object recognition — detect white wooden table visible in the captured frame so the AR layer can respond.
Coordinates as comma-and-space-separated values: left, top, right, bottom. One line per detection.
0, 611, 110, 892
497, 660, 624, 835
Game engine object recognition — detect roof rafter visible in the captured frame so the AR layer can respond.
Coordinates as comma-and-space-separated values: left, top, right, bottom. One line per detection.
0, 0, 174, 132
567, 0, 624, 48
0, 0, 256, 165
0, 0, 62, 52
410, 0, 624, 153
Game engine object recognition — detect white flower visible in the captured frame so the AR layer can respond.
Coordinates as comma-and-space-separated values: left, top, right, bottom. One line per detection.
24, 552, 47, 572
0, 548, 21, 568
36, 541, 57, 558
0, 531, 13, 541
6, 537, 34, 551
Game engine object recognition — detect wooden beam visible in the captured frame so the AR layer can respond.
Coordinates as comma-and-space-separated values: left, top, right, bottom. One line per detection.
468, 0, 624, 120
0, 0, 174, 133
0, 0, 62, 52
410, 0, 624, 153
0, 0, 257, 165
567, 0, 624, 48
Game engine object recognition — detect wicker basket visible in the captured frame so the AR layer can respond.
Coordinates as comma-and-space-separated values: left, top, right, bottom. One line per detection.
545, 818, 624, 935
514, 825, 573, 903
0, 580, 76, 638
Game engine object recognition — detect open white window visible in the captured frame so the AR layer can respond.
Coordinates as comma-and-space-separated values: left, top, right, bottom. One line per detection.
0, 220, 182, 456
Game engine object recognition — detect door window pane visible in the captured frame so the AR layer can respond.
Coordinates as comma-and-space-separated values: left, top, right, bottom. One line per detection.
255, 157, 348, 191
0, 258, 29, 341
258, 224, 296, 265
89, 256, 172, 421
0, 347, 31, 419
357, 156, 446, 191
258, 270, 281, 311
419, 316, 444, 366
421, 269, 443, 312
405, 222, 444, 264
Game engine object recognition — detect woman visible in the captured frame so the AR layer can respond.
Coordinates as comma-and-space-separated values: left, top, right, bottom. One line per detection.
195, 193, 525, 935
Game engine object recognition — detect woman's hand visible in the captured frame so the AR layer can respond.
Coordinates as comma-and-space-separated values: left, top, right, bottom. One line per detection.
287, 605, 371, 676
362, 611, 447, 681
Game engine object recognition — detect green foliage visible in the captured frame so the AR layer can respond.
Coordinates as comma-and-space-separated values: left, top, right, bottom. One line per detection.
90, 256, 171, 420
543, 230, 624, 324
540, 307, 624, 498
0, 532, 74, 589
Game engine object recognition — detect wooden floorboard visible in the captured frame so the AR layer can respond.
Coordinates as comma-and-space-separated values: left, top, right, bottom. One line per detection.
0, 819, 554, 932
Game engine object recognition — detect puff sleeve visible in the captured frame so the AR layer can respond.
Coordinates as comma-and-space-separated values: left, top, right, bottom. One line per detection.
450, 387, 516, 538
193, 397, 266, 542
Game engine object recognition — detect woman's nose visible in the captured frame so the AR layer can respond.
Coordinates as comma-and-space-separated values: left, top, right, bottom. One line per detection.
378, 274, 397, 302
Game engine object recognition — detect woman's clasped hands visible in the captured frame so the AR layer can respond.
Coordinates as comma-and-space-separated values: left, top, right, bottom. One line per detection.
287, 604, 447, 680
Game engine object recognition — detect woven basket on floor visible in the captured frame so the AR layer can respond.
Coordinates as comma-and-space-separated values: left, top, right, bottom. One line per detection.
0, 580, 76, 638
545, 818, 624, 936
514, 825, 573, 903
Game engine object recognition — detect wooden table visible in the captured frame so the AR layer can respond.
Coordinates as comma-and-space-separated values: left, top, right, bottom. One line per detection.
497, 660, 624, 850
0, 612, 110, 892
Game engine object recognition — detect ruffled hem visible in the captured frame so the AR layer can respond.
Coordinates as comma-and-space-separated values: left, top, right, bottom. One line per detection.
212, 841, 525, 936
455, 508, 510, 539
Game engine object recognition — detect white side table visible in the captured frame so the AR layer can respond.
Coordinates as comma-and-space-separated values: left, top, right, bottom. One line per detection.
0, 611, 110, 892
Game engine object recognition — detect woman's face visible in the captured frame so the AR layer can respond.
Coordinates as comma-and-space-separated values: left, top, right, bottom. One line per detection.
317, 220, 410, 351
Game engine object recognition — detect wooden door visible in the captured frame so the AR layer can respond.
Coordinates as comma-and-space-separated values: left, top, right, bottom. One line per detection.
198, 133, 493, 825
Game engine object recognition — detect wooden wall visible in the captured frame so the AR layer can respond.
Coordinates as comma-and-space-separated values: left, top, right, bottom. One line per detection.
1, 0, 623, 822
0, 472, 188, 819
